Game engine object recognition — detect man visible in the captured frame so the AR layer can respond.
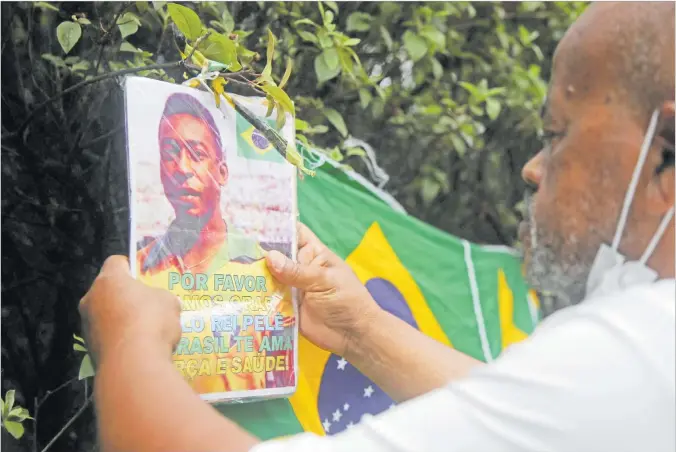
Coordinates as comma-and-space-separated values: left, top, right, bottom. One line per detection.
136, 92, 294, 394
80, 3, 674, 451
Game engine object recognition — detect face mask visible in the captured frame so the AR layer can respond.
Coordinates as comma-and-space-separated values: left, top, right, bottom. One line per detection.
586, 109, 675, 298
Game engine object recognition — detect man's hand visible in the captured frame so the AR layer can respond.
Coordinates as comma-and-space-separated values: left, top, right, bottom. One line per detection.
79, 255, 181, 366
266, 223, 381, 357
267, 223, 483, 402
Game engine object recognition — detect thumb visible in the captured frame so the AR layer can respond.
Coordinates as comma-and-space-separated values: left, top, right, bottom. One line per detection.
266, 250, 316, 289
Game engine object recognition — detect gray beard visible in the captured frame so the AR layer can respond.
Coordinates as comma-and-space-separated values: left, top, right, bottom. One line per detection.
523, 196, 593, 312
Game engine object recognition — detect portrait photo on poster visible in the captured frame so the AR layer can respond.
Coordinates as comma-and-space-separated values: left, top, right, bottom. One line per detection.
123, 76, 298, 404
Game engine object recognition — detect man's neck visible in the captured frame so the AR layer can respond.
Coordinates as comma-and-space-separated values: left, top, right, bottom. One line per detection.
178, 208, 227, 273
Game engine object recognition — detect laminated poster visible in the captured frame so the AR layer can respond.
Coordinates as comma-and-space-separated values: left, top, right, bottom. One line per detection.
123, 76, 298, 403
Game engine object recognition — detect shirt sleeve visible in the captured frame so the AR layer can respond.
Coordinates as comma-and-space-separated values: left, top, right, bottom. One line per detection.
249, 283, 675, 452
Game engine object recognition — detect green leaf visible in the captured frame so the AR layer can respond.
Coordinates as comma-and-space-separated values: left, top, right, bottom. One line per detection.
261, 85, 295, 116
279, 57, 293, 89
73, 343, 87, 352
8, 407, 31, 422
314, 53, 341, 84
117, 12, 139, 39
152, 1, 166, 10
4, 391, 15, 417
3, 421, 24, 439
119, 41, 138, 52
450, 134, 467, 156
276, 106, 287, 130
469, 104, 483, 116
306, 124, 329, 135
76, 17, 91, 25
79, 354, 95, 380
294, 18, 318, 27
167, 3, 202, 41
403, 30, 427, 62
42, 53, 66, 68
431, 58, 443, 80
318, 32, 333, 49
343, 38, 361, 47
70, 60, 90, 72
346, 146, 366, 157
295, 118, 310, 131
380, 26, 393, 50
324, 108, 347, 137
265, 96, 275, 118
324, 10, 334, 24
486, 98, 501, 120
35, 2, 60, 12
136, 1, 149, 13
329, 147, 344, 162
322, 48, 340, 71
200, 33, 240, 70
459, 81, 479, 99
421, 25, 446, 49
73, 334, 85, 343
56, 21, 81, 54
297, 30, 317, 43
221, 8, 235, 34
421, 179, 440, 204
262, 28, 276, 78
358, 88, 372, 109
323, 1, 339, 14
346, 12, 372, 32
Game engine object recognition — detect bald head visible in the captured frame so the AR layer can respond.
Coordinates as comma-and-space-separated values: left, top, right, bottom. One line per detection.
519, 1, 675, 307
554, 2, 674, 122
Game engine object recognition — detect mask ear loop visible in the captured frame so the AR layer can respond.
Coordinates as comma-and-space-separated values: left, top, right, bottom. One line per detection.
611, 109, 661, 250
639, 206, 674, 265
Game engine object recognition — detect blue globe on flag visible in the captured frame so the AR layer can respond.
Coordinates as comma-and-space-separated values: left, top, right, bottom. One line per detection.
316, 278, 420, 435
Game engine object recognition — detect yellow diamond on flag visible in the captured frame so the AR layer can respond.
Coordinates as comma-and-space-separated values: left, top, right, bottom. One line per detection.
497, 269, 528, 350
288, 222, 452, 436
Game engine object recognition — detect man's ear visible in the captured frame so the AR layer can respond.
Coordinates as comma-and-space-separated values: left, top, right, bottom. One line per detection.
648, 101, 675, 214
218, 162, 229, 185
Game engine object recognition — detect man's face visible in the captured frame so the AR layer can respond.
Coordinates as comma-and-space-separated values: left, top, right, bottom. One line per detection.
518, 49, 652, 306
158, 113, 227, 220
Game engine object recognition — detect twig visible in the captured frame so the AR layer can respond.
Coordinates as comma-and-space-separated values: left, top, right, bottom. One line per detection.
232, 100, 289, 159
79, 125, 124, 148
31, 377, 80, 452
40, 394, 93, 452
185, 31, 212, 62
94, 3, 127, 73
8, 61, 193, 138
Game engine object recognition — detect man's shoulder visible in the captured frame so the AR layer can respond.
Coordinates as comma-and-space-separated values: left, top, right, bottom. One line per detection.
136, 236, 174, 275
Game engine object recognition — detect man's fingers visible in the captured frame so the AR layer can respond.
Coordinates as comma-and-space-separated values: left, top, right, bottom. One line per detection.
297, 239, 316, 265
266, 250, 319, 289
297, 222, 323, 250
99, 255, 132, 278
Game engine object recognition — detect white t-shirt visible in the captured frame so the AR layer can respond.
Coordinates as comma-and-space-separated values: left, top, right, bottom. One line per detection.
251, 279, 675, 452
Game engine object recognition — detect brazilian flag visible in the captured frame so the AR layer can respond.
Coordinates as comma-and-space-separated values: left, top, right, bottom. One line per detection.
216, 152, 541, 440
236, 111, 285, 164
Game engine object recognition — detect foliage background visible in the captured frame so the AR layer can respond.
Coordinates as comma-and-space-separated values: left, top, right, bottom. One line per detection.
1, 1, 586, 450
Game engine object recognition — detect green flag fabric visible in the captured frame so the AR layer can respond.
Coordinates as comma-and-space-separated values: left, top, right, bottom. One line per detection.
217, 152, 540, 440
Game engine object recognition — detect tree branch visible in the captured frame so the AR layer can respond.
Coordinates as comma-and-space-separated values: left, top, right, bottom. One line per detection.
7, 61, 191, 139
40, 394, 93, 452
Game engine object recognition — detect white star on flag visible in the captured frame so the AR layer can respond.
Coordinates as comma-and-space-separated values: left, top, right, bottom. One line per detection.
322, 419, 331, 432
332, 409, 342, 422
336, 357, 348, 370
389, 404, 395, 409
347, 422, 355, 429
363, 385, 374, 398
343, 403, 350, 411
